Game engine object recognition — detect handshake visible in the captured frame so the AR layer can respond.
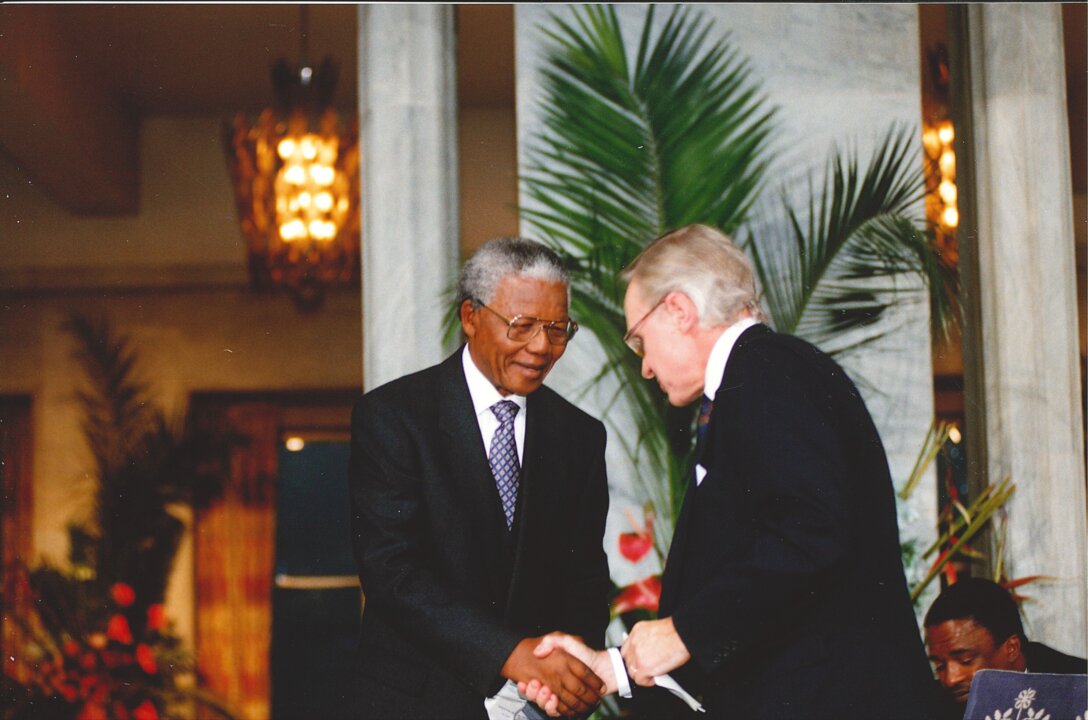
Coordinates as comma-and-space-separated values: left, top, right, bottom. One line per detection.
501, 617, 693, 718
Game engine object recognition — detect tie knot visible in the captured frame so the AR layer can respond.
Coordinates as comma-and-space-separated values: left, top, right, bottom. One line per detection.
491, 399, 520, 424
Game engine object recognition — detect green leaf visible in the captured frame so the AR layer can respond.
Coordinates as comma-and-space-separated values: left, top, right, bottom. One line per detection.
747, 123, 957, 354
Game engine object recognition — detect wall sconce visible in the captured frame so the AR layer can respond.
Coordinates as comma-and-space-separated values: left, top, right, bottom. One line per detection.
223, 8, 360, 311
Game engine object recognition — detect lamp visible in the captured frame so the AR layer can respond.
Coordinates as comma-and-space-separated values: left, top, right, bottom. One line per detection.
922, 42, 958, 267
224, 7, 360, 311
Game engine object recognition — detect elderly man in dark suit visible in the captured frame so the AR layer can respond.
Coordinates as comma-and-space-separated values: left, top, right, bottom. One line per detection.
348, 237, 610, 719
522, 224, 937, 718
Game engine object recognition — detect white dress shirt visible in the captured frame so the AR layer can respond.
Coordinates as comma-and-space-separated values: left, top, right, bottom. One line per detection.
695, 317, 759, 485
462, 345, 526, 465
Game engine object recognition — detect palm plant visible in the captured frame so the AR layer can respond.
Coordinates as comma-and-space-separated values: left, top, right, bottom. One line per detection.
63, 314, 232, 611
520, 4, 957, 548
2, 314, 237, 720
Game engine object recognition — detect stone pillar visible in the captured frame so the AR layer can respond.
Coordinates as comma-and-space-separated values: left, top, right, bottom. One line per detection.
958, 3, 1086, 653
358, 5, 459, 391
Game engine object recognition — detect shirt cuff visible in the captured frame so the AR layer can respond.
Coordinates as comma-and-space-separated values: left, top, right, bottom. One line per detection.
607, 647, 632, 698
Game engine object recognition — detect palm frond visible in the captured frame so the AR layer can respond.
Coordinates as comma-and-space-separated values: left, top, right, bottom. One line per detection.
62, 313, 231, 607
64, 315, 157, 480
748, 124, 956, 355
522, 4, 777, 527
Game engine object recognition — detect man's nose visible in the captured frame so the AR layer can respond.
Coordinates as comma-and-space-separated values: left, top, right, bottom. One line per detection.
526, 324, 551, 354
641, 357, 654, 379
944, 662, 968, 686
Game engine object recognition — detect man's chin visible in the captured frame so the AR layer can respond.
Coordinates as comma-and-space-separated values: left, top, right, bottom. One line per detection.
504, 377, 547, 396
666, 388, 702, 407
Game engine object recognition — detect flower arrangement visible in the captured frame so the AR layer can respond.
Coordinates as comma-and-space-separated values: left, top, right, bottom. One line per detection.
1, 315, 237, 719
6, 573, 199, 720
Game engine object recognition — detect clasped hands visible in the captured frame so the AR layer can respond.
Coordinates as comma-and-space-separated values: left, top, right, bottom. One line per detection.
510, 618, 691, 718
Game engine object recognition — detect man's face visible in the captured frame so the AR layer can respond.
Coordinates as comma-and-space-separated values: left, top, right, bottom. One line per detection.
462, 275, 569, 396
925, 618, 1023, 704
623, 280, 704, 406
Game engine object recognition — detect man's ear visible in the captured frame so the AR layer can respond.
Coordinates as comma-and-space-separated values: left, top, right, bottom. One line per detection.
663, 291, 699, 333
460, 299, 479, 339
1002, 634, 1023, 666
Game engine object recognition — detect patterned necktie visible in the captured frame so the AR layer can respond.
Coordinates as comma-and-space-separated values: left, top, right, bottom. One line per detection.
696, 395, 713, 445
488, 400, 521, 530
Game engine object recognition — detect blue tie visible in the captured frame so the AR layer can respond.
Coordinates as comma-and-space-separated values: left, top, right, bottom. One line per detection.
489, 400, 520, 530
697, 395, 713, 445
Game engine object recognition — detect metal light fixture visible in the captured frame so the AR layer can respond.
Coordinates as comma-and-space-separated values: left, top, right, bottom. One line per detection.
922, 42, 958, 267
224, 7, 360, 311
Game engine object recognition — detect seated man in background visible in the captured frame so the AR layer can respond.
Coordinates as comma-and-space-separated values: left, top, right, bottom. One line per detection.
924, 577, 1087, 718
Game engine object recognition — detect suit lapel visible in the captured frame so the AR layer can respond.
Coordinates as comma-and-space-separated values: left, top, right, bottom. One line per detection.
662, 324, 772, 611
437, 351, 509, 537
505, 389, 562, 614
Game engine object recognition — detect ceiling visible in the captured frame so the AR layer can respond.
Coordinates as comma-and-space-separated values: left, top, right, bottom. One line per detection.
52, 5, 361, 116
0, 5, 1080, 213
0, 4, 513, 214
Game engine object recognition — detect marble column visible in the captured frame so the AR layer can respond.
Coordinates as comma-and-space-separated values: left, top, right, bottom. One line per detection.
959, 3, 1086, 653
358, 5, 459, 391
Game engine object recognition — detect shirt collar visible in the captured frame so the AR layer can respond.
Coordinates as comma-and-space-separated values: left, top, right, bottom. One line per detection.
462, 345, 527, 417
704, 317, 760, 401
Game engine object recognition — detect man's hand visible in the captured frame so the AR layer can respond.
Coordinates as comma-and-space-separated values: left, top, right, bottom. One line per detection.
517, 633, 616, 717
502, 636, 603, 718
620, 617, 691, 687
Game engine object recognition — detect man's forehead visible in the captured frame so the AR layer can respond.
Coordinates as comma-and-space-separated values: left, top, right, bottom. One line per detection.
926, 618, 993, 650
623, 279, 650, 312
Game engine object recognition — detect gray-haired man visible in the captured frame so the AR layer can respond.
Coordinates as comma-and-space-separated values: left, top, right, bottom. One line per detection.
349, 237, 610, 719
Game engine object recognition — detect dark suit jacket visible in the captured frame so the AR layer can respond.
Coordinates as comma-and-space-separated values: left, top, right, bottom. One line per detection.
348, 348, 611, 719
1026, 641, 1088, 674
635, 324, 937, 719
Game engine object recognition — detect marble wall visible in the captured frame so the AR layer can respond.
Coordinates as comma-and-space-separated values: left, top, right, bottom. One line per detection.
960, 3, 1086, 654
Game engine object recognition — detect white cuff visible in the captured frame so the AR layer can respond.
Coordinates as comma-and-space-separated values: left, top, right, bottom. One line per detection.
607, 647, 632, 698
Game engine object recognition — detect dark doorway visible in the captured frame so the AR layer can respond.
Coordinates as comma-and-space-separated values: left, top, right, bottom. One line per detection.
270, 434, 360, 720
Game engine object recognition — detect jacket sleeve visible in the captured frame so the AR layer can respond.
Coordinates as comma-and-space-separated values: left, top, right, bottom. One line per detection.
348, 396, 522, 697
669, 343, 853, 673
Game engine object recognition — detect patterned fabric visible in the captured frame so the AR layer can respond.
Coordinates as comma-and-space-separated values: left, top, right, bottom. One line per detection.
489, 400, 521, 530
963, 669, 1087, 720
696, 395, 713, 444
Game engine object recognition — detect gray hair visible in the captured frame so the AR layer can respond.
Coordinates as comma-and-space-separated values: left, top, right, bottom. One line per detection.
620, 224, 765, 326
457, 236, 571, 306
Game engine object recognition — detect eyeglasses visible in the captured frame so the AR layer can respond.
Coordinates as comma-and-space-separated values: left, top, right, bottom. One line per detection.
475, 300, 579, 345
622, 296, 666, 358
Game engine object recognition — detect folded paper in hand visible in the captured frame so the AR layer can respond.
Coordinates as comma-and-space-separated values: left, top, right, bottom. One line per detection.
653, 673, 705, 713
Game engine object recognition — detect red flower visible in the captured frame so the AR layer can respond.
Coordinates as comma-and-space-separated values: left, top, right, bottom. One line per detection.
132, 699, 160, 720
612, 575, 662, 614
618, 506, 655, 563
79, 674, 99, 695
110, 582, 136, 608
77, 703, 108, 720
136, 644, 158, 675
619, 532, 653, 563
146, 604, 166, 631
107, 614, 133, 645
80, 651, 98, 671
62, 640, 81, 657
